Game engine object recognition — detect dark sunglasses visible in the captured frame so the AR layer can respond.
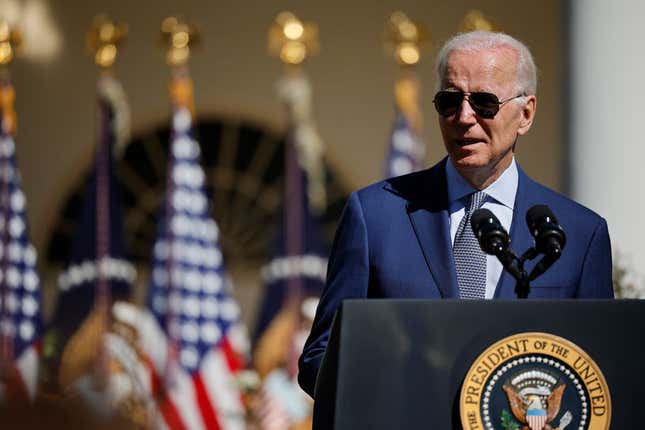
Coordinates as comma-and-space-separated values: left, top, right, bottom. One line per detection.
432, 90, 524, 119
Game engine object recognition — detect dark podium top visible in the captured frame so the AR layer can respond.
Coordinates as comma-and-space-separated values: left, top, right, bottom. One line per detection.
314, 299, 642, 429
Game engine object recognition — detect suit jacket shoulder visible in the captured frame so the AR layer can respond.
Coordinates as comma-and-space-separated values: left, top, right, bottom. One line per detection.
495, 164, 613, 298
355, 158, 449, 214
518, 171, 605, 226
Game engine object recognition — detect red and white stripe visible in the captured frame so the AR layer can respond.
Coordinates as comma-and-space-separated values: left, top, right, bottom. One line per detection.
134, 308, 246, 430
527, 414, 547, 430
255, 385, 290, 430
14, 343, 39, 400
0, 343, 39, 402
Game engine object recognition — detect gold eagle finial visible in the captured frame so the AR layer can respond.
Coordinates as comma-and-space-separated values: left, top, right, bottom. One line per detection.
87, 15, 127, 69
0, 19, 21, 67
460, 10, 499, 32
161, 16, 199, 67
384, 11, 429, 66
268, 12, 319, 66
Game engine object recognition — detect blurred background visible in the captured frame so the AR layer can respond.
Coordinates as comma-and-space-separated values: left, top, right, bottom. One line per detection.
10, 0, 568, 319
0, 0, 643, 428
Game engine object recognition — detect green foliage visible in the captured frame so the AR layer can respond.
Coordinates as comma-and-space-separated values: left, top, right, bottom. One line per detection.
500, 409, 520, 430
613, 253, 645, 298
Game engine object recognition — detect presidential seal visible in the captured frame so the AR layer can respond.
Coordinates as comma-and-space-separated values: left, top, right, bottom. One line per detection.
460, 332, 611, 430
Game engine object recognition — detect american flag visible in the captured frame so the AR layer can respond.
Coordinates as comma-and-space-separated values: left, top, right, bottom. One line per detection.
50, 76, 135, 352
146, 105, 247, 430
384, 108, 425, 178
0, 81, 42, 403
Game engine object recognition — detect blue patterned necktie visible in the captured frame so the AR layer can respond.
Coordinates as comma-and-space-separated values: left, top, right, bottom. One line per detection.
454, 191, 488, 299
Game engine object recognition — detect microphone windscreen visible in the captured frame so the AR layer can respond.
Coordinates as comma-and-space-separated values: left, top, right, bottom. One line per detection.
526, 204, 566, 254
471, 208, 498, 233
471, 208, 510, 255
526, 205, 558, 231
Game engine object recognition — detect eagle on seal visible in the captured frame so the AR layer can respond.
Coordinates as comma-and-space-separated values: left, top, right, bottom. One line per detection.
502, 383, 566, 430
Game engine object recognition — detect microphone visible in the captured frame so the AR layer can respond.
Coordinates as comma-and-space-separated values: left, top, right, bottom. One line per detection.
526, 205, 566, 256
471, 208, 510, 256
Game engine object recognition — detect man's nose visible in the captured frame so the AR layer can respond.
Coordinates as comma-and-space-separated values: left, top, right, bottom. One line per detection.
457, 98, 477, 125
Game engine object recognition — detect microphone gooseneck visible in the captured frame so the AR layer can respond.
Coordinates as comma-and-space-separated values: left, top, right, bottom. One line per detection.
469, 205, 567, 299
470, 208, 524, 295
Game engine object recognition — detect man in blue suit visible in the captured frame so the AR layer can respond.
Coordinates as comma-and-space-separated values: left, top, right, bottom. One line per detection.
298, 31, 613, 398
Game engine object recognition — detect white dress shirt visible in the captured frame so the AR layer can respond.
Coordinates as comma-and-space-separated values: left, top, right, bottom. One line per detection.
445, 158, 518, 299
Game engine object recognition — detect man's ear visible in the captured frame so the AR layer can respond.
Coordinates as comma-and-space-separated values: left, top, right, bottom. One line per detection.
517, 95, 536, 136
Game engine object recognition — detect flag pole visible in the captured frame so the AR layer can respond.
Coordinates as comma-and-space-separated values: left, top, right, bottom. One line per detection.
160, 16, 198, 385
0, 18, 19, 383
269, 12, 325, 214
385, 11, 425, 124
269, 12, 322, 305
250, 15, 327, 426
383, 12, 427, 178
86, 14, 127, 387
147, 18, 248, 427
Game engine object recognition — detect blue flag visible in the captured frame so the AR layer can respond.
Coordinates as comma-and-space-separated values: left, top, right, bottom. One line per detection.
51, 77, 135, 345
251, 130, 327, 429
253, 138, 327, 343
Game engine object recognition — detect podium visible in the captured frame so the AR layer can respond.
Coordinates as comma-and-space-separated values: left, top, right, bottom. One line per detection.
313, 299, 643, 429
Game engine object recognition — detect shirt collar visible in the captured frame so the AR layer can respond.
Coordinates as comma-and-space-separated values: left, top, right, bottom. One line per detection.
445, 157, 518, 209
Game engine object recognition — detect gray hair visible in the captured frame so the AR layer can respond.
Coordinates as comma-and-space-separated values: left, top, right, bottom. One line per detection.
436, 31, 537, 95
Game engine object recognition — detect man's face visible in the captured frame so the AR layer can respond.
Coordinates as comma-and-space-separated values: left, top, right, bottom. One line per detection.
437, 47, 536, 182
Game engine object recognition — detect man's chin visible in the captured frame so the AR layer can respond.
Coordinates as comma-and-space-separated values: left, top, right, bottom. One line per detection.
449, 155, 488, 171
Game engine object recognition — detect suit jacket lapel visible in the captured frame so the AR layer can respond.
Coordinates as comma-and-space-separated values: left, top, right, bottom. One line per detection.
408, 204, 458, 298
495, 165, 537, 299
386, 159, 459, 298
